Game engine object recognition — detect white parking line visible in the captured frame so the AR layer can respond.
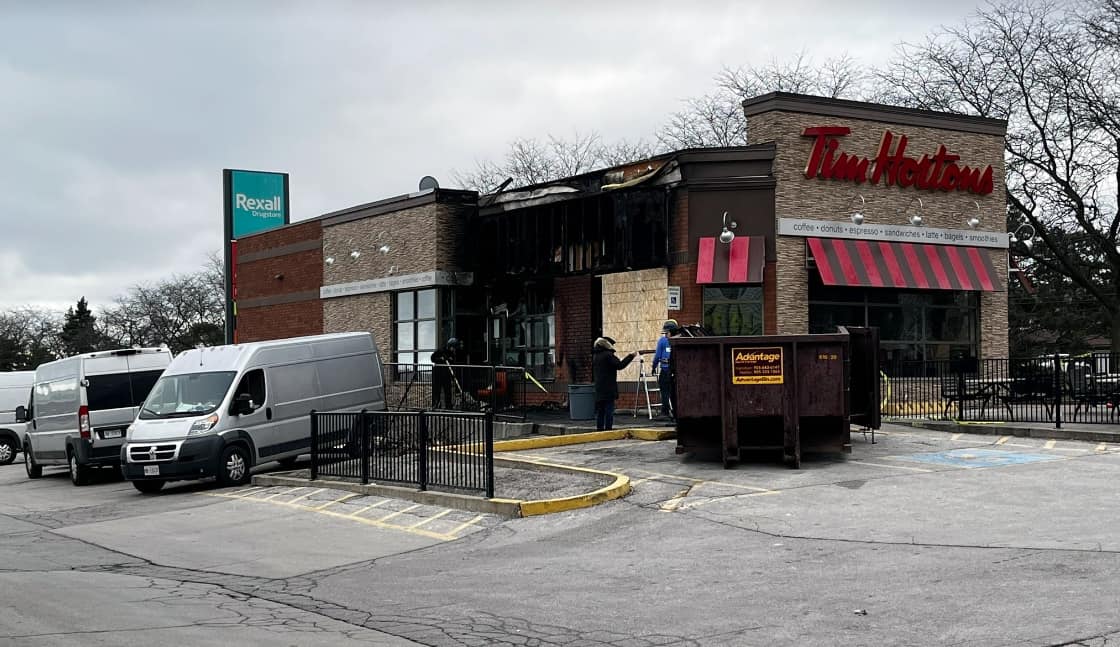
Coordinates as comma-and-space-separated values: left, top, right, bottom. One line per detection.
856, 460, 934, 473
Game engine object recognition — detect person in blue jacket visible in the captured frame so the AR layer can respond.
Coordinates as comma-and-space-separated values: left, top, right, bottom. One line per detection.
652, 319, 679, 419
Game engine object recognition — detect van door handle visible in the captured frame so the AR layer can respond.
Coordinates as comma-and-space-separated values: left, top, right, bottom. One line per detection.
266, 407, 272, 421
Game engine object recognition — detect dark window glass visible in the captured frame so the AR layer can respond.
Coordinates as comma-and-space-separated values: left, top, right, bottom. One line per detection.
87, 373, 132, 411
129, 370, 165, 404
809, 304, 864, 334
703, 287, 764, 336
234, 369, 266, 408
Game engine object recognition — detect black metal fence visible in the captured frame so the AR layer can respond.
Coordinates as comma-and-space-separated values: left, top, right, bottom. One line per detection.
310, 409, 495, 497
882, 353, 1120, 426
384, 363, 527, 421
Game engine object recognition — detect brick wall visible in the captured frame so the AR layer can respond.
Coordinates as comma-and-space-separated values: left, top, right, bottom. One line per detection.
235, 220, 323, 342
749, 109, 1008, 357
555, 275, 593, 383
237, 301, 322, 342
601, 268, 668, 382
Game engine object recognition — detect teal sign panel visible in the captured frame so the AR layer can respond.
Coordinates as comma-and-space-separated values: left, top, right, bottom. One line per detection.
228, 170, 288, 238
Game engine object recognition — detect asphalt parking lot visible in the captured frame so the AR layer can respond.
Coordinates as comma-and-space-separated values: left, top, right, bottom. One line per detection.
2, 424, 1119, 646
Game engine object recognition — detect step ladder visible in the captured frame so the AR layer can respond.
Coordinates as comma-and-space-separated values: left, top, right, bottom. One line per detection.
632, 354, 662, 419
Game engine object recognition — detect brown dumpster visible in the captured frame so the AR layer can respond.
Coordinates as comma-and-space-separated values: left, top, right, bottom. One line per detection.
672, 326, 880, 468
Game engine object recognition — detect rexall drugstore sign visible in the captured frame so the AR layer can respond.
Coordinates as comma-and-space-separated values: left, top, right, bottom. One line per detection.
224, 169, 290, 238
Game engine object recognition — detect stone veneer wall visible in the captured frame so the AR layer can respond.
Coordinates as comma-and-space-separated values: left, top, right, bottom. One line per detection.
320, 200, 467, 358
747, 110, 1008, 358
601, 268, 669, 382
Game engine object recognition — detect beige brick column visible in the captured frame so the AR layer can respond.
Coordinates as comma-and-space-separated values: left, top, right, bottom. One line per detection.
980, 248, 1009, 358
775, 236, 809, 334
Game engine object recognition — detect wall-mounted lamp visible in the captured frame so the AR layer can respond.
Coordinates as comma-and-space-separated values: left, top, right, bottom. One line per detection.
719, 211, 737, 244
325, 256, 335, 265
350, 250, 361, 259
966, 200, 981, 229
850, 195, 867, 226
904, 197, 925, 227
378, 244, 391, 254
1009, 213, 1036, 251
387, 265, 398, 275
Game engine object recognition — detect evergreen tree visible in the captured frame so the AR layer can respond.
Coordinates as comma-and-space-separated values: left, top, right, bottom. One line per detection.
59, 297, 104, 356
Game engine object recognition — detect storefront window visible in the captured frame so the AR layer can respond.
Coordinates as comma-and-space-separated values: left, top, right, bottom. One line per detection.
703, 287, 763, 336
395, 288, 442, 366
808, 277, 979, 362
489, 283, 556, 379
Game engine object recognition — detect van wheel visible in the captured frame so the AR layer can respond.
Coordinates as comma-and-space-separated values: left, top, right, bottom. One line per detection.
24, 442, 42, 479
0, 437, 17, 465
218, 445, 251, 487
69, 451, 92, 486
133, 480, 165, 494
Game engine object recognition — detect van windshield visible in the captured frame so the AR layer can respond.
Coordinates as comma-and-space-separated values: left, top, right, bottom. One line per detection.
139, 372, 237, 419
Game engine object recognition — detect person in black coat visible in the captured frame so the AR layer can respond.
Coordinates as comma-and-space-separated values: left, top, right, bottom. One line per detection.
592, 336, 636, 431
430, 338, 462, 409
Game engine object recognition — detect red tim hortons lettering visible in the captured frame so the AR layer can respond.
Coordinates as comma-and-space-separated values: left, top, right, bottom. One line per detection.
801, 126, 994, 195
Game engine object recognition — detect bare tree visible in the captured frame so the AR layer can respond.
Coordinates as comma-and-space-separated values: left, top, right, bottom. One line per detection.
877, 1, 1120, 349
0, 306, 64, 368
657, 92, 748, 150
453, 132, 664, 192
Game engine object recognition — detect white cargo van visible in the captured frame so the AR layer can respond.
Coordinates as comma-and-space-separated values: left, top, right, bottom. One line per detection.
0, 371, 35, 465
19, 348, 173, 485
121, 333, 385, 493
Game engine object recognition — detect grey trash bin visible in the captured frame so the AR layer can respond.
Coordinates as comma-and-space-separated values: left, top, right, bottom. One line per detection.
568, 383, 596, 420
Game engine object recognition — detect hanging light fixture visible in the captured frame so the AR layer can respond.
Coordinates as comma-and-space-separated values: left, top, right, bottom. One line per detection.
904, 197, 924, 227
850, 195, 867, 226
967, 200, 981, 229
719, 211, 737, 244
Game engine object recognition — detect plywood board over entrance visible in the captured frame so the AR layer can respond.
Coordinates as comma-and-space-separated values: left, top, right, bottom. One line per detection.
601, 268, 668, 382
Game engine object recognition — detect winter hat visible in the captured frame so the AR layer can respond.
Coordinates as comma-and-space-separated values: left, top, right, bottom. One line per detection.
594, 337, 615, 351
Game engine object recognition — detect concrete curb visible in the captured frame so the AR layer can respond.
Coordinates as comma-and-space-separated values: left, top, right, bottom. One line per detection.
492, 427, 675, 452
888, 418, 1120, 443
251, 457, 631, 519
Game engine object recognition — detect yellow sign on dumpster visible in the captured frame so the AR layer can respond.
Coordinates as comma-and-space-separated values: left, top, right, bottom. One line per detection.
731, 347, 784, 385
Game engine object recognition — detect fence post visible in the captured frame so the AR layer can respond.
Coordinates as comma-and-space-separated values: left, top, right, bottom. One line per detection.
418, 411, 429, 492
1054, 353, 1063, 430
360, 409, 369, 485
309, 409, 318, 481
485, 411, 495, 499
956, 362, 965, 422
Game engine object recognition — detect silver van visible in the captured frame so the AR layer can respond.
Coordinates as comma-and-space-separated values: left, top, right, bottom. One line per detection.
121, 332, 385, 494
0, 371, 34, 465
19, 348, 173, 485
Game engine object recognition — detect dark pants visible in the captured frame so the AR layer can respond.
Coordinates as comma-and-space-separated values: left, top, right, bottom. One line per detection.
595, 399, 615, 431
433, 373, 454, 409
658, 370, 675, 417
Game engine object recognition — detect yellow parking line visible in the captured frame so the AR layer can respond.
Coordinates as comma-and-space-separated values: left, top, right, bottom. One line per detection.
1044, 440, 1057, 450
951, 433, 963, 441
348, 500, 390, 517
1004, 442, 1035, 448
995, 436, 1010, 445
314, 493, 360, 510
409, 509, 452, 529
630, 478, 650, 486
633, 469, 703, 483
375, 504, 421, 523
258, 487, 303, 501
285, 488, 325, 504
447, 514, 485, 536
681, 490, 781, 510
1096, 443, 1108, 452
226, 486, 263, 497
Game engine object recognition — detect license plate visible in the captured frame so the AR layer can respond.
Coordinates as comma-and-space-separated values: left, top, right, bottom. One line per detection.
143, 465, 160, 476
103, 429, 122, 439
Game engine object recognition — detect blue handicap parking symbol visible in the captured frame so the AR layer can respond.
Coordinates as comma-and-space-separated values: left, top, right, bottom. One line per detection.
900, 448, 1061, 468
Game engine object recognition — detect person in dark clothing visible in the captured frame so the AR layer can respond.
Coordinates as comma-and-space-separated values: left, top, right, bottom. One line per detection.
430, 338, 462, 409
592, 336, 636, 431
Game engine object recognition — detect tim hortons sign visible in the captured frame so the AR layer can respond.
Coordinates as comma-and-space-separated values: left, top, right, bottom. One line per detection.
803, 126, 994, 195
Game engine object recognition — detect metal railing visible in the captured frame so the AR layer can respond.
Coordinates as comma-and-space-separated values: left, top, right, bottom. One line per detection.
383, 363, 527, 421
881, 352, 1120, 426
310, 409, 494, 497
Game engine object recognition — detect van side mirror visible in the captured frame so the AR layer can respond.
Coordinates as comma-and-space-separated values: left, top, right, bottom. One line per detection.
14, 406, 27, 423
233, 393, 253, 416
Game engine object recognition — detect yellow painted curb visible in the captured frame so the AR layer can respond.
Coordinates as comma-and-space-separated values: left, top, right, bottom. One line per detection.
492, 430, 628, 452
628, 428, 676, 441
515, 464, 631, 517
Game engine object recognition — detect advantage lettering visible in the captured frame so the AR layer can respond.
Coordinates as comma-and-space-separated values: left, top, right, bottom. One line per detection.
803, 127, 994, 195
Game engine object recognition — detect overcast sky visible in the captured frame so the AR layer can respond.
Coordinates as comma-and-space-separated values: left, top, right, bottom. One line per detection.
0, 0, 985, 311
